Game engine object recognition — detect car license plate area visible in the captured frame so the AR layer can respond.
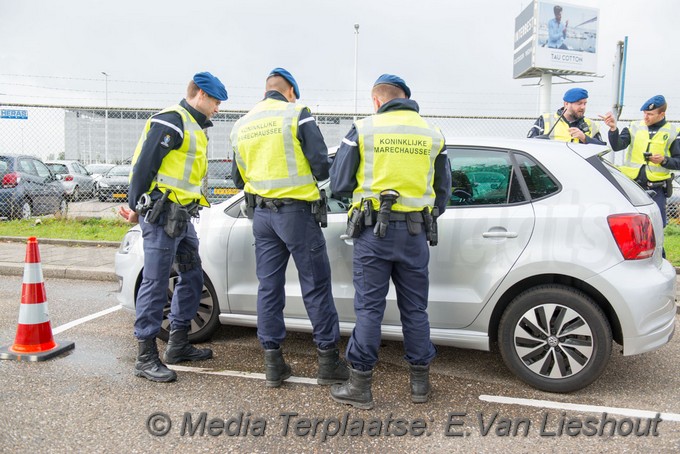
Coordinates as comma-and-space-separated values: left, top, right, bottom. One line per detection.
213, 188, 238, 195
113, 193, 127, 199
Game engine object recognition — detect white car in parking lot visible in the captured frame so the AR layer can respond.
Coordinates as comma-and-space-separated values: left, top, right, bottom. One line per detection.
116, 138, 676, 393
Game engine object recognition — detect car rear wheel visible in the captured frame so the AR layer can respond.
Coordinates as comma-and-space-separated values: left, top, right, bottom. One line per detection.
498, 284, 612, 393
71, 186, 80, 202
156, 271, 220, 343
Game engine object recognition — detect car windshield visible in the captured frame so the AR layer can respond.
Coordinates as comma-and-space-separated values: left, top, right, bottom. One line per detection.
107, 166, 131, 177
47, 163, 69, 175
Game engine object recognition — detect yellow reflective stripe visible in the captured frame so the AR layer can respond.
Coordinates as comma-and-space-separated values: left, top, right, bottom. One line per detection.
281, 103, 299, 178
247, 174, 316, 190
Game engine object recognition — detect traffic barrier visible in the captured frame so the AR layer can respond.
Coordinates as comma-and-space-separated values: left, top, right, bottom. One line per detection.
0, 237, 75, 361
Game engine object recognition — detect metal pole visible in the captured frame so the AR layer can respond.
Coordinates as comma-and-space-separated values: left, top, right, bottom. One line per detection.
101, 71, 109, 163
353, 23, 360, 119
539, 72, 552, 115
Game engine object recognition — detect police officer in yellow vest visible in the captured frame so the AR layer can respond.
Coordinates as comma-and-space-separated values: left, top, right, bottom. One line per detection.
329, 74, 452, 409
528, 88, 605, 144
230, 68, 348, 388
601, 95, 680, 227
118, 72, 227, 382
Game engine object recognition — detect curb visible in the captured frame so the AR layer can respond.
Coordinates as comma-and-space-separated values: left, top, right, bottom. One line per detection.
0, 263, 117, 282
0, 236, 120, 248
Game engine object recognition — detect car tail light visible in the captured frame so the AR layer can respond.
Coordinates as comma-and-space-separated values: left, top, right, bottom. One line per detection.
64, 175, 74, 181
2, 172, 20, 188
607, 214, 656, 260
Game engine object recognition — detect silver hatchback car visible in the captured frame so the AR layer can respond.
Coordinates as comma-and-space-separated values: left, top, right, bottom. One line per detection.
115, 138, 676, 393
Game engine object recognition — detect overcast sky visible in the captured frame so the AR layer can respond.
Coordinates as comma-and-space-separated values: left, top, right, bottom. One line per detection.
1, 0, 678, 119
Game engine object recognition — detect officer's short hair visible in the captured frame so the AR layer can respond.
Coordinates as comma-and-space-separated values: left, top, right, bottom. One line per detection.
187, 80, 200, 98
554, 5, 562, 14
372, 84, 406, 102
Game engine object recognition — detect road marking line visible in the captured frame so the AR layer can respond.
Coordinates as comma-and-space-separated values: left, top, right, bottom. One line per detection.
52, 305, 122, 335
168, 364, 318, 385
479, 395, 680, 422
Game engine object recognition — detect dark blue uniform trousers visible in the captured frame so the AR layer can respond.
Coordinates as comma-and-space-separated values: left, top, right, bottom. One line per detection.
134, 217, 203, 340
346, 221, 437, 371
252, 202, 340, 350
650, 187, 668, 227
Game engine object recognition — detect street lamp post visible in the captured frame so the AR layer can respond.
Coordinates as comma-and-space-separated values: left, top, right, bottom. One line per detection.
101, 71, 109, 163
353, 23, 359, 119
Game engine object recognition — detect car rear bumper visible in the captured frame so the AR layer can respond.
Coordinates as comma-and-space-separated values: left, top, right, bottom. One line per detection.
586, 258, 677, 356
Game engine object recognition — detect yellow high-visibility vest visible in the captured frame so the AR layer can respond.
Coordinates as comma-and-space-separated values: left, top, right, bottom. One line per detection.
130, 104, 209, 206
231, 98, 319, 201
353, 109, 444, 213
618, 121, 678, 182
541, 112, 600, 142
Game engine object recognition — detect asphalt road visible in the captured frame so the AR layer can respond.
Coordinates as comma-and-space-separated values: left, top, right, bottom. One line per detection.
0, 276, 679, 453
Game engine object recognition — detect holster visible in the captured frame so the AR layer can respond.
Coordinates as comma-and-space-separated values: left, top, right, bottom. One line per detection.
345, 206, 364, 238
144, 190, 170, 224
666, 174, 674, 198
164, 203, 192, 238
244, 192, 257, 219
423, 207, 439, 246
311, 189, 328, 228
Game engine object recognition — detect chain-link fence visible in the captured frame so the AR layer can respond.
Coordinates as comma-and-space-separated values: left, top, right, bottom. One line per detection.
1, 103, 679, 221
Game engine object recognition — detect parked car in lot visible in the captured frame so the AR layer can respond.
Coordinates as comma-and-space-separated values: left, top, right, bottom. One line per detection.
206, 158, 238, 203
115, 138, 676, 393
85, 163, 115, 191
97, 164, 131, 202
45, 160, 97, 201
0, 154, 67, 219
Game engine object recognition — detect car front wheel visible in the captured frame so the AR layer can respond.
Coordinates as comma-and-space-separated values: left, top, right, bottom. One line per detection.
498, 285, 612, 393
156, 271, 220, 343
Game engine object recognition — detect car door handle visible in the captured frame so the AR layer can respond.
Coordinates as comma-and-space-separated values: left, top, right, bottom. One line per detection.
482, 231, 518, 238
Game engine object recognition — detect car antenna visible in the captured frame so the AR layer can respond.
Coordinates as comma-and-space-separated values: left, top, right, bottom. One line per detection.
535, 109, 566, 140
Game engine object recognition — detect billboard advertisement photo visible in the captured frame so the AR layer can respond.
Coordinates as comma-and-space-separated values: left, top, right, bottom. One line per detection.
514, 0, 599, 79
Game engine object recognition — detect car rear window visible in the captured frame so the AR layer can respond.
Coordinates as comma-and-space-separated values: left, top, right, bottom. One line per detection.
0, 157, 9, 176
47, 163, 68, 174
599, 158, 653, 206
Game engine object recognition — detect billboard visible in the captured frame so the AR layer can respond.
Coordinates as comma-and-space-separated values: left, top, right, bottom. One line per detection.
513, 1, 599, 79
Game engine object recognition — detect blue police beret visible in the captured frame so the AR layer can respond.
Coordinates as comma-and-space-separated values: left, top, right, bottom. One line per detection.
641, 95, 666, 111
268, 67, 300, 99
373, 74, 411, 99
193, 72, 228, 101
563, 88, 588, 103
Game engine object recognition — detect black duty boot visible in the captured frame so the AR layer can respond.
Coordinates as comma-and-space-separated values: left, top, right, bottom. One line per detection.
264, 347, 292, 388
134, 338, 177, 382
317, 348, 350, 385
410, 364, 431, 403
162, 328, 213, 364
330, 367, 373, 410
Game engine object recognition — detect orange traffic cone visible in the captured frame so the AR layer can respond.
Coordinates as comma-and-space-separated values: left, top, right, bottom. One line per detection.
0, 237, 74, 361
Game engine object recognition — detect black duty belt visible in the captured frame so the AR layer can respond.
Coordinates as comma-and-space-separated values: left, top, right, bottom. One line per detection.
371, 211, 423, 222
255, 196, 308, 209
